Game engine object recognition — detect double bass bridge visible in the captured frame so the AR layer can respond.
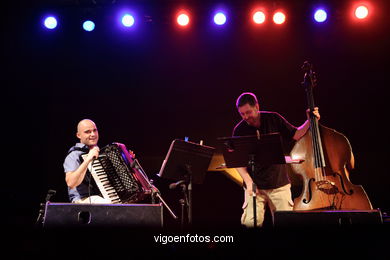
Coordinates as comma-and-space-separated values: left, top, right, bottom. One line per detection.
315, 180, 339, 195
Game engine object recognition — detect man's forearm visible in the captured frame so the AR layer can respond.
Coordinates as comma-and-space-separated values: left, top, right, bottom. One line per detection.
65, 160, 90, 189
293, 119, 310, 141
236, 167, 253, 187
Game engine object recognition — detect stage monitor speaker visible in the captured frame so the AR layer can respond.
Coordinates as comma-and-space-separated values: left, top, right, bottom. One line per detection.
43, 202, 163, 228
273, 209, 383, 228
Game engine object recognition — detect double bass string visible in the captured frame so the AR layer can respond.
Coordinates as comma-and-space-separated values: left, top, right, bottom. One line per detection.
310, 115, 322, 181
307, 84, 323, 182
310, 116, 327, 208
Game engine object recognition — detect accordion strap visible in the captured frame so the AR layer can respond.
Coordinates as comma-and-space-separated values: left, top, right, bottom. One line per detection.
67, 146, 89, 155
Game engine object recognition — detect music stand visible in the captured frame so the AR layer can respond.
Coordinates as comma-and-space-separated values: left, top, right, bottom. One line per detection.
158, 139, 215, 227
217, 133, 286, 227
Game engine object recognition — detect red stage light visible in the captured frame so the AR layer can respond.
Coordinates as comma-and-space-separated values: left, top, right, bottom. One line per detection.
355, 5, 369, 19
177, 13, 190, 26
253, 11, 266, 24
350, 2, 374, 22
273, 11, 286, 25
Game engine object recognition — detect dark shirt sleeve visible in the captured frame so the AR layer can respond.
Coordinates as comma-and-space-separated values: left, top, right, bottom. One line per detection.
274, 112, 297, 140
233, 120, 253, 137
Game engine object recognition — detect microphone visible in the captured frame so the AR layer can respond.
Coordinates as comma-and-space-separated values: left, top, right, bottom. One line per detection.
91, 146, 99, 160
169, 180, 186, 190
45, 189, 56, 202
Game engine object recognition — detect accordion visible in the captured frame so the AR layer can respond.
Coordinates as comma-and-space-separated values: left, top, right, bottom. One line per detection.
82, 143, 152, 204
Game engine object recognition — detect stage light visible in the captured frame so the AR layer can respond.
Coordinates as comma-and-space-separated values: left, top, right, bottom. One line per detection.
177, 13, 190, 26
44, 16, 58, 29
121, 14, 135, 27
355, 5, 369, 19
273, 11, 286, 25
314, 9, 327, 23
214, 12, 227, 25
82, 20, 95, 31
253, 11, 266, 24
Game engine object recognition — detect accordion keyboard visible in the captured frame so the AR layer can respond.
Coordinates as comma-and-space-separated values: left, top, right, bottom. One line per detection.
84, 154, 121, 203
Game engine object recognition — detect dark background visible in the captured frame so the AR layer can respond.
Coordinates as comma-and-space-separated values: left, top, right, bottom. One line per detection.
3, 0, 389, 237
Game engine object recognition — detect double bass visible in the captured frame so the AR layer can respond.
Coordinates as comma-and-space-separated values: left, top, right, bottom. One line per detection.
290, 61, 372, 210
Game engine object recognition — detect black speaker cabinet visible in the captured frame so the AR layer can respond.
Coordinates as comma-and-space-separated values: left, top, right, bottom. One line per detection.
273, 209, 383, 228
43, 202, 163, 228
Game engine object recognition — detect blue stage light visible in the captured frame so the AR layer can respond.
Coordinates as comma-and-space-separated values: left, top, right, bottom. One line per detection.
44, 16, 58, 29
314, 9, 327, 23
83, 20, 95, 31
214, 12, 227, 25
121, 14, 135, 27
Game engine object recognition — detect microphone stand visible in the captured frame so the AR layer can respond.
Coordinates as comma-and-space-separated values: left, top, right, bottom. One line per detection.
178, 184, 189, 231
131, 159, 178, 220
159, 139, 215, 231
35, 189, 56, 227
172, 165, 192, 230
185, 164, 193, 226
248, 154, 257, 228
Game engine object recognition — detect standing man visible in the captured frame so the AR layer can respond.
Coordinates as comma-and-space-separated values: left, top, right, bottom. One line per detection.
63, 119, 109, 204
233, 92, 320, 227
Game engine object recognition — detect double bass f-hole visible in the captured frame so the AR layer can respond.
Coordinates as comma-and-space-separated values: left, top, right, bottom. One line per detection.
335, 172, 354, 195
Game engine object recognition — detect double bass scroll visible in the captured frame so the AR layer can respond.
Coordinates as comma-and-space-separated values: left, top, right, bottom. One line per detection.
290, 61, 373, 210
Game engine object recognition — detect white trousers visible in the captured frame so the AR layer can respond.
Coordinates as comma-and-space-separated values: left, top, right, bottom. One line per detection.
241, 183, 294, 227
73, 195, 111, 204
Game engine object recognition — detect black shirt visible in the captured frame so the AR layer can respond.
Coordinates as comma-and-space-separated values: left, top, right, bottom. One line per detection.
232, 111, 297, 189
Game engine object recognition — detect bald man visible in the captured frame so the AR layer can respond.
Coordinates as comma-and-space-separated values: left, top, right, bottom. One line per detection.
63, 119, 110, 203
